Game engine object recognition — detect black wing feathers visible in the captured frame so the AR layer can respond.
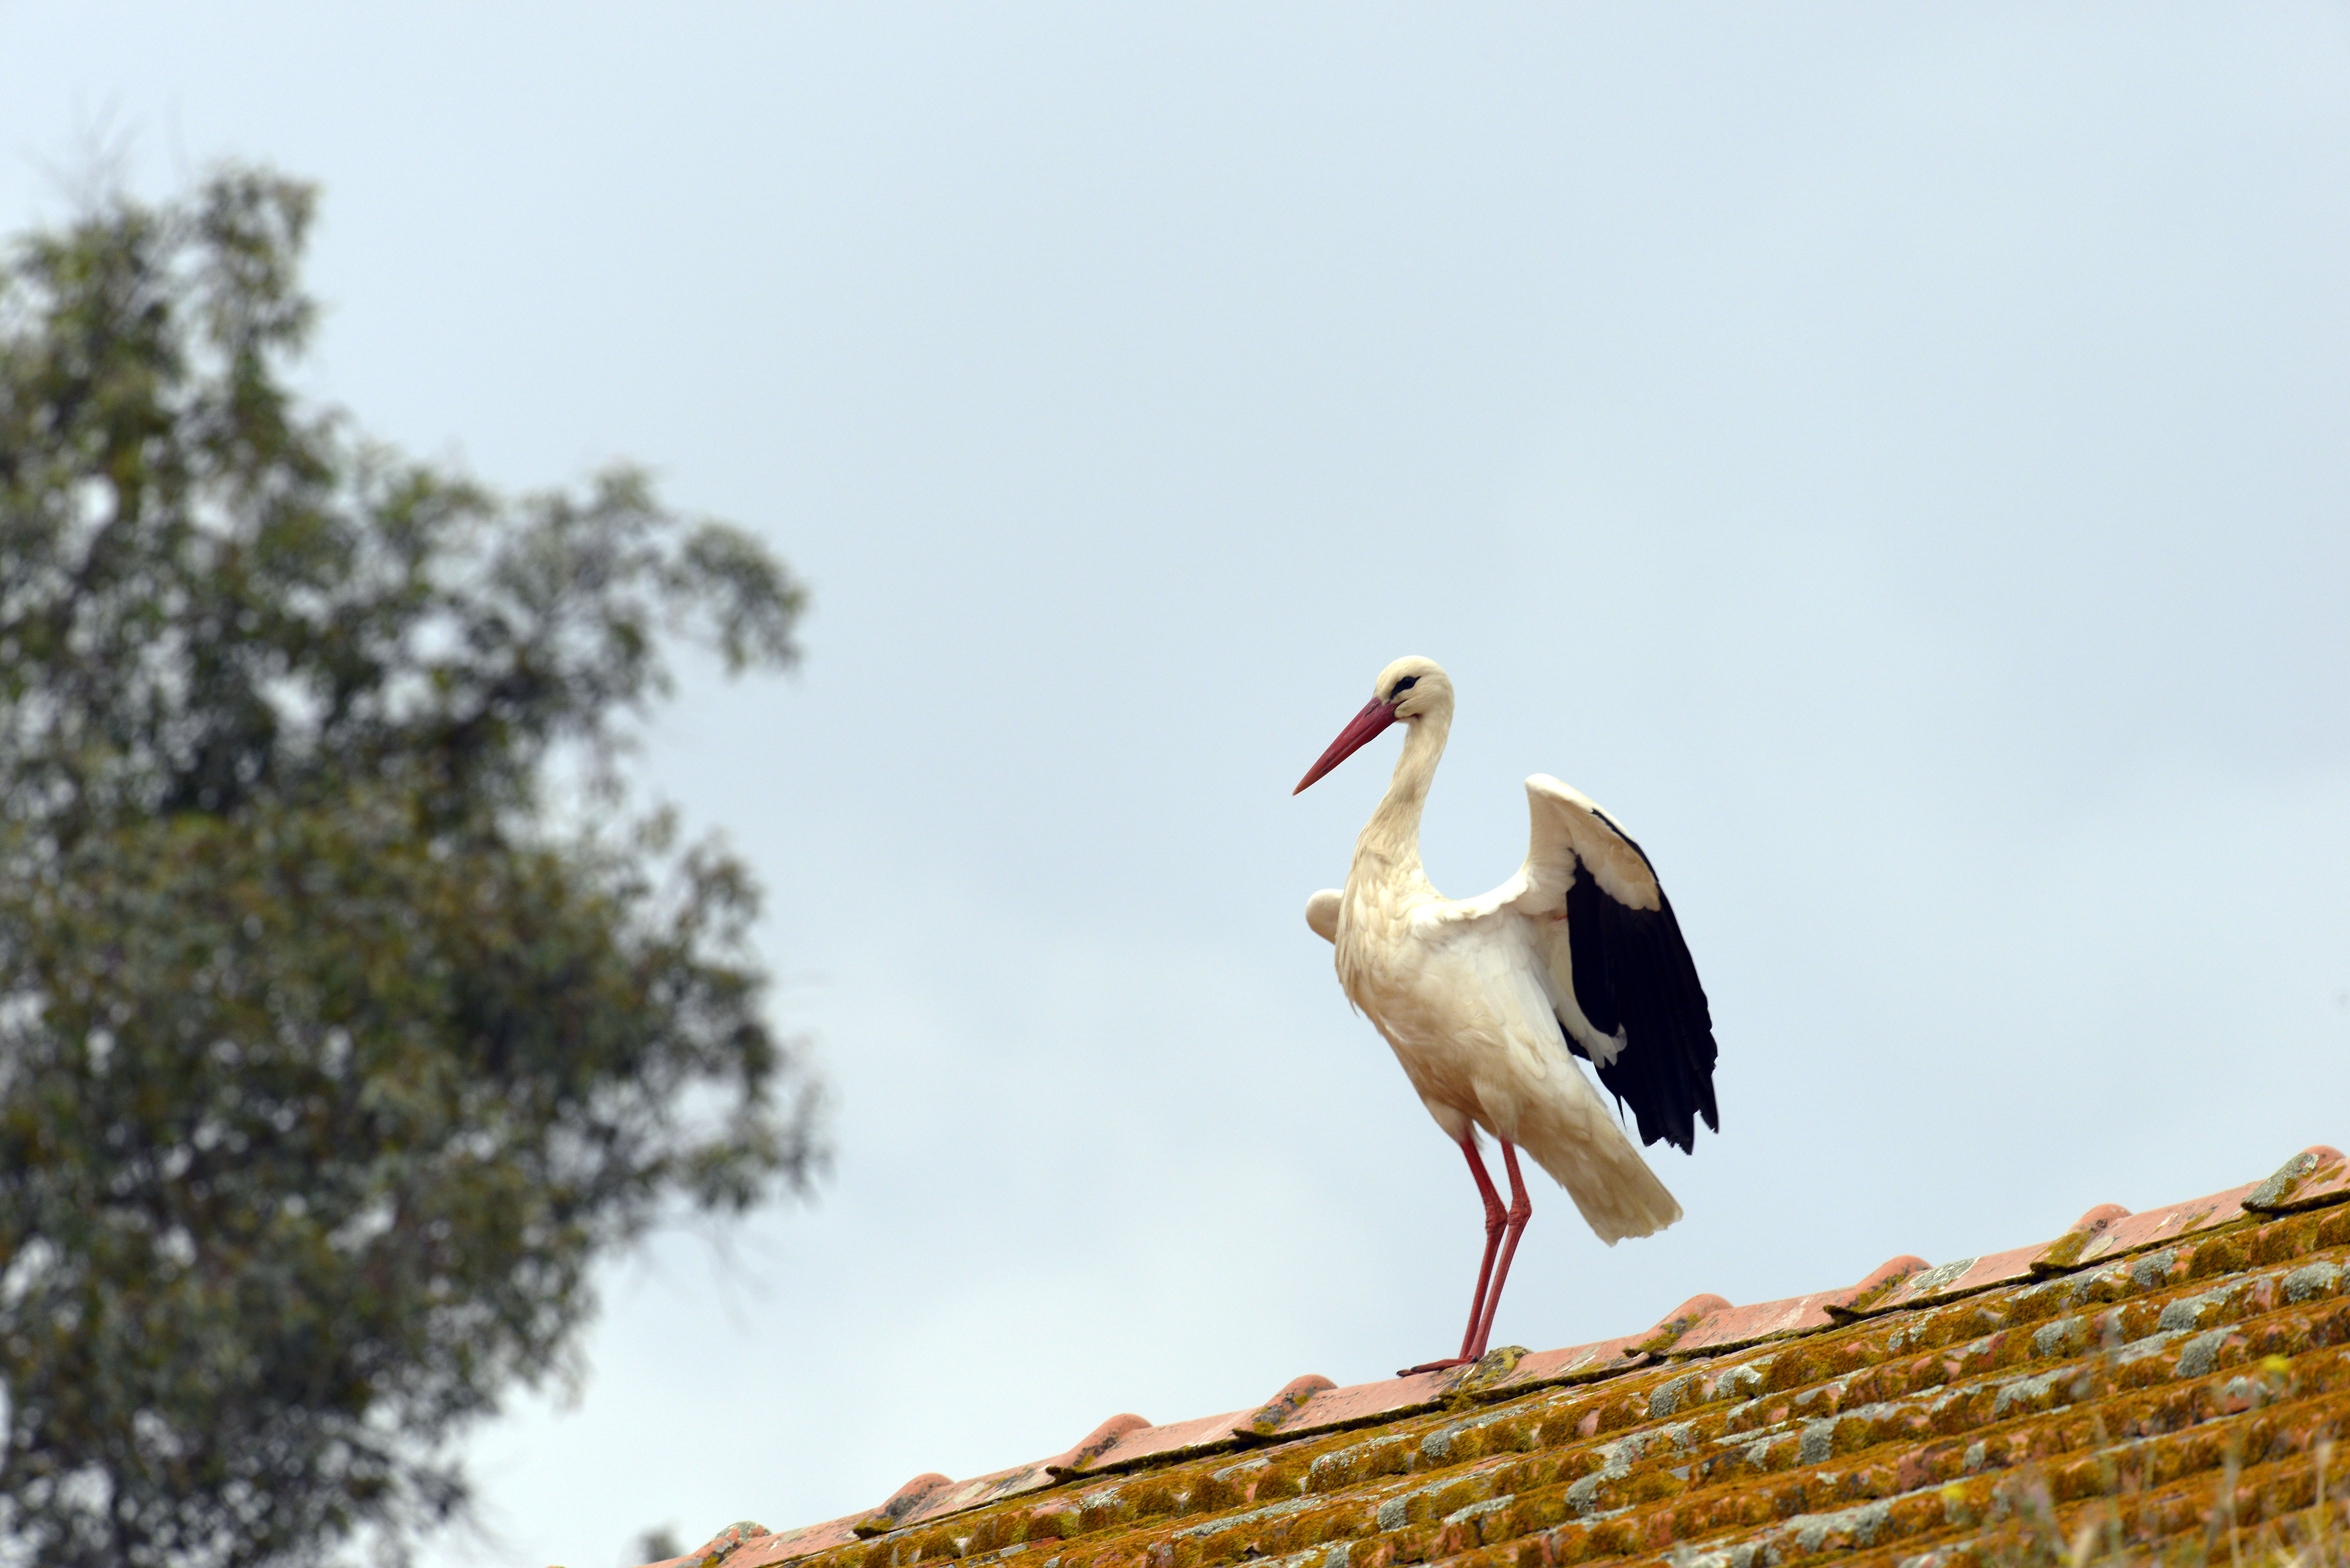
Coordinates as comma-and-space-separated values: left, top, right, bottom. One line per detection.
1559, 847, 1720, 1155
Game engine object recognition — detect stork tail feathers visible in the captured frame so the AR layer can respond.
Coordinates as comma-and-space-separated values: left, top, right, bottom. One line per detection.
1518, 1112, 1682, 1246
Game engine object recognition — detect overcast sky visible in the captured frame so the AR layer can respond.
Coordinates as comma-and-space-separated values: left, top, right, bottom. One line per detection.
5, 6, 2348, 1567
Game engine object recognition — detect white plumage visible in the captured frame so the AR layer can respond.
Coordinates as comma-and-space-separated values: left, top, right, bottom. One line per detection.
1295, 656, 1720, 1372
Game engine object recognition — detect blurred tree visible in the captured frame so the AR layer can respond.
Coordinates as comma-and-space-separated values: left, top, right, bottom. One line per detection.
0, 168, 820, 1567
635, 1525, 687, 1563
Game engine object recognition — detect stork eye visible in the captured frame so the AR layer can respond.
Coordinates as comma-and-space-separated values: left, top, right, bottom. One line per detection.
1388, 675, 1421, 701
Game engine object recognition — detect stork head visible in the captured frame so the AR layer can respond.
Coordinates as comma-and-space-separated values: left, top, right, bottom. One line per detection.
1293, 656, 1452, 794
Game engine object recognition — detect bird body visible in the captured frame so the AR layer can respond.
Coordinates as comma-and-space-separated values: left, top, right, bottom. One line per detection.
1295, 657, 1719, 1369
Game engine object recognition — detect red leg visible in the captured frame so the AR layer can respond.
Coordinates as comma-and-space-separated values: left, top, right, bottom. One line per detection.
1464, 1142, 1533, 1361
1400, 1137, 1509, 1376
1454, 1140, 1509, 1358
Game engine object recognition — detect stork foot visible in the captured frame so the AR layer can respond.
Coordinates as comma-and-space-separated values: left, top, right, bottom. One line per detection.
1398, 1356, 1474, 1376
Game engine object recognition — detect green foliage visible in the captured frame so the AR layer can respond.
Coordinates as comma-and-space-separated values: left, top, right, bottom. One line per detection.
0, 168, 819, 1566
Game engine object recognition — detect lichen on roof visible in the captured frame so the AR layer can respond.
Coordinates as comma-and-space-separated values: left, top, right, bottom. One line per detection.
637, 1145, 2350, 1568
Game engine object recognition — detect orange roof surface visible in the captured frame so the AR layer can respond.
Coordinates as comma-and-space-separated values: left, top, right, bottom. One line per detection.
633, 1145, 2350, 1568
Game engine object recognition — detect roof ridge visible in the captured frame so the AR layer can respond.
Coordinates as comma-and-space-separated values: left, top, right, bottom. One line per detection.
637, 1143, 2350, 1568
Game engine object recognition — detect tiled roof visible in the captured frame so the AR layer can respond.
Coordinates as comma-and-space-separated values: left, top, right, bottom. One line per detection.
635, 1145, 2350, 1568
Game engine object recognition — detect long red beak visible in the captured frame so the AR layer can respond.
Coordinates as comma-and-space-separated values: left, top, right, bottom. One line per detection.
1293, 697, 1398, 794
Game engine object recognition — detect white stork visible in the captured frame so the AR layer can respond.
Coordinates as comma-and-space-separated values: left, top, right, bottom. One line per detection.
1294, 656, 1719, 1375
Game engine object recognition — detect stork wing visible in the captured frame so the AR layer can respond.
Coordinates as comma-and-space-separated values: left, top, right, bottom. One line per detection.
1304, 889, 1341, 944
1459, 775, 1719, 1154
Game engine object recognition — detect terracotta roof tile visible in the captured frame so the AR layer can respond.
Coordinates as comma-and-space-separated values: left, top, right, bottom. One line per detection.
1668, 1262, 1925, 1359
1250, 1371, 1453, 1444
638, 1144, 2350, 1568
2246, 1146, 2348, 1216
1084, 1408, 1263, 1476
2072, 1184, 2262, 1267
1238, 1379, 1342, 1441
1048, 1418, 1155, 1481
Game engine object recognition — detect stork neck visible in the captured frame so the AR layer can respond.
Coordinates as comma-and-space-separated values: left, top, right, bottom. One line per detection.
1354, 711, 1450, 872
